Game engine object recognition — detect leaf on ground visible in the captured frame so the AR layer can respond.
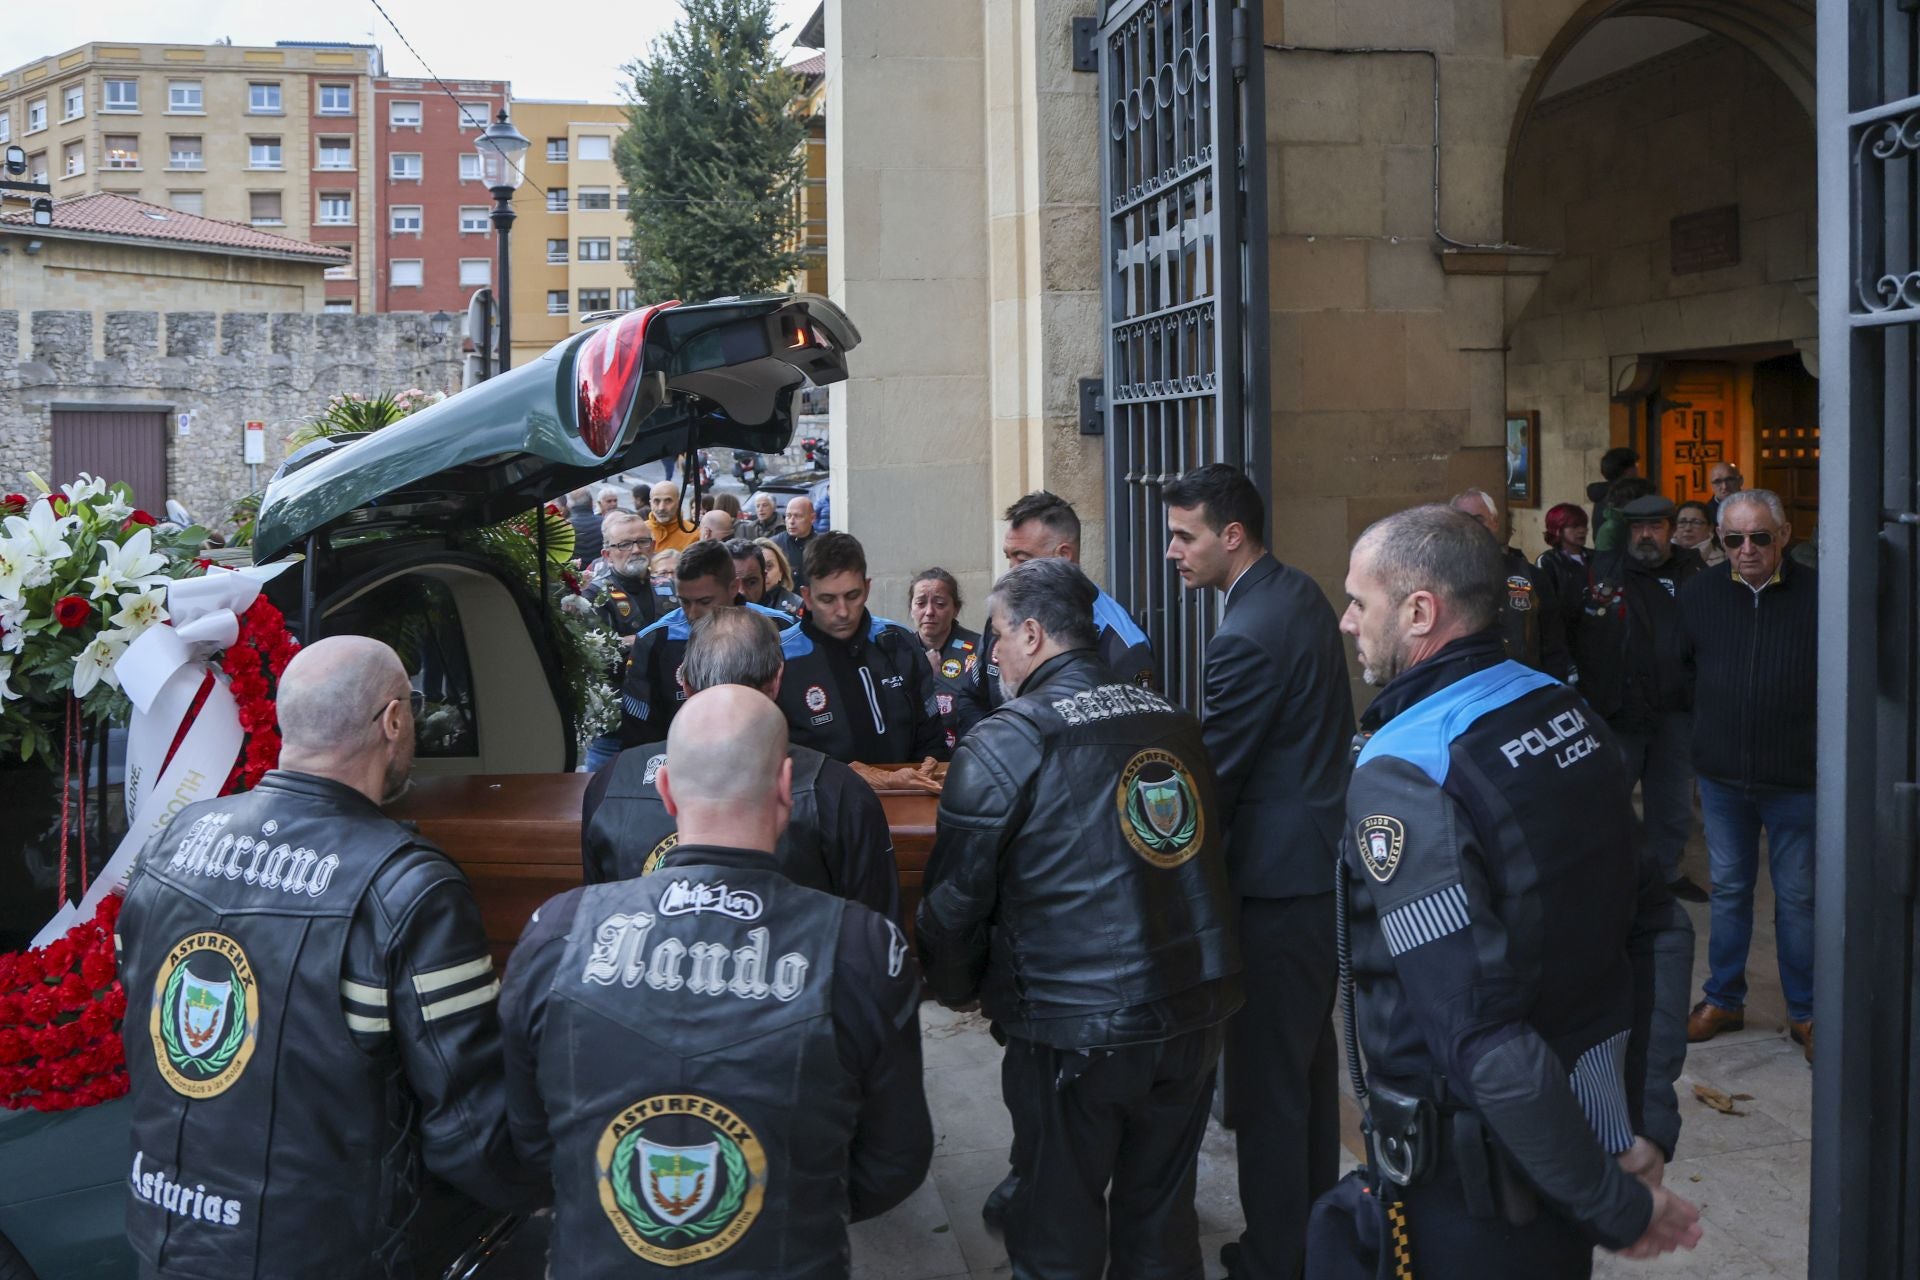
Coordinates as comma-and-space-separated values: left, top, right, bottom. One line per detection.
1693, 1083, 1747, 1116
1730, 1093, 1754, 1102
932, 1224, 950, 1234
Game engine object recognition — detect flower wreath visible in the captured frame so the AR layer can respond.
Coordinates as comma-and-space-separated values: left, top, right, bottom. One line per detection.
0, 594, 298, 1112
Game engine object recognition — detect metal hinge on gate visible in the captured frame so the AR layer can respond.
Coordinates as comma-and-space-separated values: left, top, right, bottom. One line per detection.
1079, 377, 1105, 435
1071, 16, 1098, 72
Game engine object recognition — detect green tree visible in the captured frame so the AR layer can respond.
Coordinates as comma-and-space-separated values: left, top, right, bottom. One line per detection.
618, 0, 809, 302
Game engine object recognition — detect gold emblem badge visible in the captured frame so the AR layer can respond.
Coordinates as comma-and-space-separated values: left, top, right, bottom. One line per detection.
1115, 749, 1205, 868
150, 930, 259, 1099
597, 1093, 767, 1266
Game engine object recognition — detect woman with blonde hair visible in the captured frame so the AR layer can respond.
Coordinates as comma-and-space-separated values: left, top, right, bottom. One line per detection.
754, 537, 804, 616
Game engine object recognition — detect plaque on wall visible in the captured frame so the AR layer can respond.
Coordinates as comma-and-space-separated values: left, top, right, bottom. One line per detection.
1505, 411, 1540, 510
1670, 205, 1741, 275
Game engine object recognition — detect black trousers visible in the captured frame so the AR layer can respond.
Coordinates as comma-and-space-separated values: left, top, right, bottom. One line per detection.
1224, 893, 1340, 1280
1000, 1024, 1224, 1280
1305, 1167, 1593, 1279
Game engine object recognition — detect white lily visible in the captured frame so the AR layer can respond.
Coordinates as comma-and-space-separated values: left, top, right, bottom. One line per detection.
61, 473, 108, 505
0, 598, 24, 654
2, 499, 77, 570
110, 587, 170, 636
0, 655, 19, 702
98, 495, 134, 522
0, 540, 39, 602
72, 631, 129, 698
83, 527, 170, 600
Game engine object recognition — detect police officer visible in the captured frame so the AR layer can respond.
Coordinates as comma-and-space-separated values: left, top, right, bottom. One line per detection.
1309, 506, 1699, 1276
1570, 493, 1707, 902
584, 606, 900, 922
918, 557, 1242, 1279
774, 531, 947, 764
728, 537, 803, 619
910, 567, 980, 752
619, 539, 797, 748
956, 491, 1154, 737
118, 637, 539, 1279
1452, 488, 1570, 680
501, 687, 933, 1278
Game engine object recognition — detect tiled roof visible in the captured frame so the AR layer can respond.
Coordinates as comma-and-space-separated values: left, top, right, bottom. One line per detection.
790, 52, 825, 77
0, 192, 349, 263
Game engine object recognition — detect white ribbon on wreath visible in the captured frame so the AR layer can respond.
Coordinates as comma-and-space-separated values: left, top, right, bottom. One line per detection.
30, 563, 293, 947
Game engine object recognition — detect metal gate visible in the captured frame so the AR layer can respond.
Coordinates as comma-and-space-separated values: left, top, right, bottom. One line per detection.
1814, 0, 1920, 1272
1097, 0, 1267, 709
50, 409, 169, 510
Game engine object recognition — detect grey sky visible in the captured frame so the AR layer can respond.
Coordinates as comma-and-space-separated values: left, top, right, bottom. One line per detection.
7, 0, 821, 102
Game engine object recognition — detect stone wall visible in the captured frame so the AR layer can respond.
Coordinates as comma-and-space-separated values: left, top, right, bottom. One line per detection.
1503, 36, 1817, 550
0, 309, 464, 523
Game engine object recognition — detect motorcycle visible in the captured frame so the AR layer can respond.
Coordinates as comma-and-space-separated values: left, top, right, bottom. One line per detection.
732, 451, 763, 489
800, 436, 830, 471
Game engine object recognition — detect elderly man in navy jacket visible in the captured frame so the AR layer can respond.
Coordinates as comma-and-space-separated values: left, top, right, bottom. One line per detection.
1164, 464, 1356, 1280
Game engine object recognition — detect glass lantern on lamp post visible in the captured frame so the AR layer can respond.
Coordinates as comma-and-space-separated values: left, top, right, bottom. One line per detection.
474, 110, 530, 371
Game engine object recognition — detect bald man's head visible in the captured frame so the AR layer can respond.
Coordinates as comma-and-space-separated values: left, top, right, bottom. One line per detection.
277, 636, 408, 755
275, 635, 418, 803
659, 686, 793, 851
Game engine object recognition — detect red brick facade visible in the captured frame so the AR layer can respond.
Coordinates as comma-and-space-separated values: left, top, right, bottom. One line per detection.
371, 77, 508, 314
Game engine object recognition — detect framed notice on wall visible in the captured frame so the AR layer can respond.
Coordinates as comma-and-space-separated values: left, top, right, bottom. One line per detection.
1505, 411, 1540, 509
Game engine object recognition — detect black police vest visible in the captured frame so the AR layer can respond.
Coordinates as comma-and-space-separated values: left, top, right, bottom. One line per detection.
120, 780, 414, 1279
539, 864, 856, 1278
585, 744, 836, 891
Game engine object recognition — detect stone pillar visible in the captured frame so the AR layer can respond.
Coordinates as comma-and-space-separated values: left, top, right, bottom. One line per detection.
827, 0, 995, 618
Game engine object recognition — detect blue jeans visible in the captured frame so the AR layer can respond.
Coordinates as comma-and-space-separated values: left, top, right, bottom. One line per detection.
1698, 776, 1816, 1022
583, 732, 622, 774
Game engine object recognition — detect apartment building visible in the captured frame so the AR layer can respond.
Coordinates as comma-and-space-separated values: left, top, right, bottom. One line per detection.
0, 41, 380, 311
372, 77, 509, 315
504, 100, 632, 366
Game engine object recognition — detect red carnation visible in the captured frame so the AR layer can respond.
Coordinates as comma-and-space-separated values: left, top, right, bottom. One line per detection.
122, 510, 157, 531
53, 596, 91, 629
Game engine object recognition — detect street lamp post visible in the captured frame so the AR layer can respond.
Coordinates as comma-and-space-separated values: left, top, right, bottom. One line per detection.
475, 110, 530, 372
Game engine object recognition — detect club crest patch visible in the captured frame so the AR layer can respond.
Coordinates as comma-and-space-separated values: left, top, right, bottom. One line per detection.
1506, 575, 1534, 611
642, 833, 680, 876
804, 685, 828, 713
963, 655, 978, 674
150, 930, 259, 1099
935, 693, 954, 716
598, 1092, 767, 1266
642, 754, 667, 786
1357, 815, 1405, 882
1116, 749, 1205, 868
940, 658, 962, 680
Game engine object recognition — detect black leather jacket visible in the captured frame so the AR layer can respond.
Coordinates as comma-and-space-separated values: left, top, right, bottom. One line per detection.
118, 771, 540, 1279
1572, 547, 1703, 732
916, 650, 1242, 1049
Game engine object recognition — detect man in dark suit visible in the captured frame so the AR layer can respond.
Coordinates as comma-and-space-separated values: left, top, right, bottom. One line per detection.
1164, 464, 1355, 1280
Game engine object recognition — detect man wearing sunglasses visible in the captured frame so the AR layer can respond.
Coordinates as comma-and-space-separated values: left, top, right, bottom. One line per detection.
1679, 490, 1819, 1061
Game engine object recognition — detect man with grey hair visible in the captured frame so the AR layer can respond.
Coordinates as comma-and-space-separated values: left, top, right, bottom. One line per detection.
1310, 506, 1698, 1273
503, 686, 932, 1274
583, 607, 899, 921
567, 486, 604, 565
1678, 489, 1818, 1057
582, 510, 660, 771
1450, 487, 1569, 679
919, 556, 1241, 1277
119, 636, 540, 1279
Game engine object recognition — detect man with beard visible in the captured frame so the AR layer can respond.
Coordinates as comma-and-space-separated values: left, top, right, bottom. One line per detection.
918, 556, 1241, 1279
118, 637, 540, 1278
727, 538, 805, 618
582, 512, 660, 771
1571, 494, 1707, 902
774, 532, 946, 765
1451, 488, 1569, 679
1308, 506, 1697, 1277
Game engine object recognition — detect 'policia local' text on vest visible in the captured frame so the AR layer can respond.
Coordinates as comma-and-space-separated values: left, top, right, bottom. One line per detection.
539, 863, 859, 1278
120, 781, 415, 1279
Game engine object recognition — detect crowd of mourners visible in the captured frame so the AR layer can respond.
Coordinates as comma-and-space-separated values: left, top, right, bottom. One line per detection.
109, 447, 1814, 1280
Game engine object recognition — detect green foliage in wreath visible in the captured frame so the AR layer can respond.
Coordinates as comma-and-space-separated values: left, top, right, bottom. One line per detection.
156, 962, 247, 1076
610, 1126, 749, 1243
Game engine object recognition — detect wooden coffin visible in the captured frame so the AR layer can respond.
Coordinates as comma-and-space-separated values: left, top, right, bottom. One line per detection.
386, 772, 939, 964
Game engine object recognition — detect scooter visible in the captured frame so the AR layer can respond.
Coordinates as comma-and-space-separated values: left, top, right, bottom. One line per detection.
800, 437, 830, 471
733, 451, 763, 489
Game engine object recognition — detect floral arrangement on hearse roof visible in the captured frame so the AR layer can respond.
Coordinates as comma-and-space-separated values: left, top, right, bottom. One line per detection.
0, 474, 297, 1112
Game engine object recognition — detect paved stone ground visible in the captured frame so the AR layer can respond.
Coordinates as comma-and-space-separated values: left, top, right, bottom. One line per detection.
489, 832, 1810, 1279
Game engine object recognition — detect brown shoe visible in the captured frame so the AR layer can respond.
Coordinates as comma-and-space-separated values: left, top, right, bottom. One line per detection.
1687, 1000, 1744, 1043
1790, 1019, 1813, 1063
